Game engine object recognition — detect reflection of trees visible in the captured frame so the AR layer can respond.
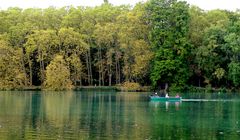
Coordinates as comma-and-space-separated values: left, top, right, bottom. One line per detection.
42, 91, 75, 139
43, 92, 73, 126
78, 92, 152, 139
41, 91, 152, 139
1, 91, 240, 139
0, 91, 31, 139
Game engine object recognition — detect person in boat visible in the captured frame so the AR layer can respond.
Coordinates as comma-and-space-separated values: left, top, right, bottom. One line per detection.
165, 93, 169, 98
151, 91, 158, 96
175, 93, 180, 98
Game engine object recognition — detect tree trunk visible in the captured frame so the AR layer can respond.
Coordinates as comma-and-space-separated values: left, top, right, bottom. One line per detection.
115, 51, 121, 85
38, 47, 43, 85
98, 47, 101, 86
109, 64, 112, 86
27, 55, 33, 86
86, 48, 93, 86
87, 39, 93, 85
89, 49, 93, 85
117, 57, 121, 84
74, 68, 77, 86
85, 52, 90, 85
108, 50, 113, 86
39, 52, 45, 86
80, 74, 82, 86
20, 48, 28, 86
42, 54, 45, 84
100, 48, 104, 86
108, 62, 112, 86
164, 83, 168, 93
39, 60, 43, 84
115, 59, 118, 85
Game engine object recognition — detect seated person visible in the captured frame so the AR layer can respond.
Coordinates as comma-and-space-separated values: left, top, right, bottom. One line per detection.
165, 93, 169, 98
175, 93, 180, 98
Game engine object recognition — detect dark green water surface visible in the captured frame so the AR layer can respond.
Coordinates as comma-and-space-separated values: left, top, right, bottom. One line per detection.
0, 91, 240, 140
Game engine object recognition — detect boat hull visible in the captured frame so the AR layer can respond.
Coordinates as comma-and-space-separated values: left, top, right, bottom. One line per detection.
150, 96, 182, 101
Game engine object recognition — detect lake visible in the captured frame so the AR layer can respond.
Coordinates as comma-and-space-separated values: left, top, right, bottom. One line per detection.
0, 91, 240, 139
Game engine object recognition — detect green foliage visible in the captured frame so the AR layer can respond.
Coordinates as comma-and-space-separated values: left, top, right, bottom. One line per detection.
44, 55, 73, 90
194, 25, 227, 84
24, 29, 59, 84
188, 6, 209, 47
0, 2, 240, 91
147, 0, 191, 88
59, 27, 88, 55
132, 40, 153, 79
118, 3, 152, 83
228, 62, 240, 87
213, 68, 225, 80
67, 54, 84, 86
61, 7, 83, 30
189, 8, 239, 88
0, 38, 27, 89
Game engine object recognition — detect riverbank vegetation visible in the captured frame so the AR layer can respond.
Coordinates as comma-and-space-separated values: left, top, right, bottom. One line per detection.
0, 0, 240, 91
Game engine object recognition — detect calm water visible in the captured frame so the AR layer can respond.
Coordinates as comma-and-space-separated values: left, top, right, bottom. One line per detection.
0, 91, 240, 140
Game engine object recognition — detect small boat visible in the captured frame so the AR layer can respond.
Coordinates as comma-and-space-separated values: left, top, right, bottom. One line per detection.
149, 95, 182, 101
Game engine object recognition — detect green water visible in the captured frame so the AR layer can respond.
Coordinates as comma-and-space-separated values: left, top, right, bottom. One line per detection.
0, 91, 240, 140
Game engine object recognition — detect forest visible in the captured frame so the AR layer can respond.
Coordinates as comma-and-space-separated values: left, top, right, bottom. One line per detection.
0, 0, 240, 91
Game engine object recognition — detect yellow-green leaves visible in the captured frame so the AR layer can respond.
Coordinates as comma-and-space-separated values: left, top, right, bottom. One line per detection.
59, 27, 88, 55
25, 29, 59, 62
0, 38, 26, 89
213, 68, 225, 80
25, 30, 59, 84
44, 55, 73, 90
118, 3, 151, 83
132, 40, 153, 78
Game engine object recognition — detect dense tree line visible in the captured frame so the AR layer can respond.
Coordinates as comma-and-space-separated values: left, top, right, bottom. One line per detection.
0, 0, 240, 90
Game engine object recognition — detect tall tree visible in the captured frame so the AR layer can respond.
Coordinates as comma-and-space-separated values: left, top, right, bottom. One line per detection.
8, 23, 31, 86
188, 6, 209, 87
25, 30, 59, 85
147, 0, 191, 90
92, 3, 125, 86
58, 27, 88, 85
0, 36, 27, 89
118, 3, 152, 84
225, 16, 240, 87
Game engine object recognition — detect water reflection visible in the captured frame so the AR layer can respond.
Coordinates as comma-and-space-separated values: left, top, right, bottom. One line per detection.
0, 91, 240, 139
149, 101, 181, 111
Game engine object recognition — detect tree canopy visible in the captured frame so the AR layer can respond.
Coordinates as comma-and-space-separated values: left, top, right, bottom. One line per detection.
0, 0, 240, 91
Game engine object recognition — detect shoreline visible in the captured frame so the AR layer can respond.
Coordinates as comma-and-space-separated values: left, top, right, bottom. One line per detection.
0, 86, 152, 92
0, 86, 238, 93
